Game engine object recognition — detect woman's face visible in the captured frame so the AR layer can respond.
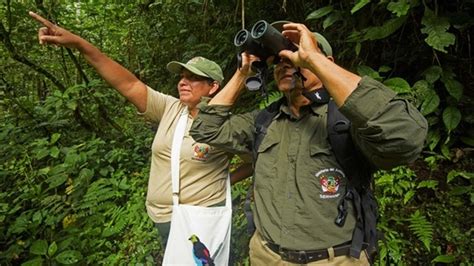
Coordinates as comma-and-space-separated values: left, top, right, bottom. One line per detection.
177, 70, 218, 108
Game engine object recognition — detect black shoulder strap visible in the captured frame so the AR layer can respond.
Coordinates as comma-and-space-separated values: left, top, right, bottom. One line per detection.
328, 100, 378, 261
245, 98, 283, 235
327, 100, 373, 189
253, 98, 283, 162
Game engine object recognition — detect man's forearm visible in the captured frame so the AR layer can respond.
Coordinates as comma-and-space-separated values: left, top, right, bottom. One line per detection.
209, 69, 247, 106
307, 52, 361, 107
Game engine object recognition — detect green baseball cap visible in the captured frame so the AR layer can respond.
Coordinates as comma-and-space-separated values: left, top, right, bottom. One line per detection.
167, 56, 224, 84
271, 20, 333, 56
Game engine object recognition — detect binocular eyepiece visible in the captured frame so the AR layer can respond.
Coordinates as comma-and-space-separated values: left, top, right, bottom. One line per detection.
234, 20, 297, 93
234, 20, 297, 59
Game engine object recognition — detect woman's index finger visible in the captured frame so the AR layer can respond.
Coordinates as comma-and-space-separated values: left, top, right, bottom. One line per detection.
28, 11, 55, 28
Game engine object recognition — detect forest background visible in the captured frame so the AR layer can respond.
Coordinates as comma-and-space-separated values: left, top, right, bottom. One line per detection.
1, 0, 472, 265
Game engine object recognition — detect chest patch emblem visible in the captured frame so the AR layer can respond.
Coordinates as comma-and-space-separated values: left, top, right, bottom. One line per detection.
316, 168, 344, 199
192, 145, 210, 161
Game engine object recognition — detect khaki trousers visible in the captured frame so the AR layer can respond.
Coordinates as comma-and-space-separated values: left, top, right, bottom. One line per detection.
249, 231, 370, 266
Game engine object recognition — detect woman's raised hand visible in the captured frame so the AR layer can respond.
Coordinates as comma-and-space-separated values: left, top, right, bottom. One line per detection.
29, 11, 82, 49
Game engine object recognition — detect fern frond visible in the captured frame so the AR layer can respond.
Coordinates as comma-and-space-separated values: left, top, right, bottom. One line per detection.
408, 210, 433, 251
258, 91, 283, 110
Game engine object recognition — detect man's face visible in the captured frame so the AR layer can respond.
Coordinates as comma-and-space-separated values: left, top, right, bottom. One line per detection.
177, 70, 218, 107
273, 58, 322, 92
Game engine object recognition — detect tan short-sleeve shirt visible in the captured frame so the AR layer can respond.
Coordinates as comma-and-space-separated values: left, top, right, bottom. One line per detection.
140, 86, 230, 223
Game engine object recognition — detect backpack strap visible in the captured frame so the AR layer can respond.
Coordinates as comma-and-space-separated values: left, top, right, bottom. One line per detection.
252, 98, 284, 162
328, 100, 378, 261
245, 98, 284, 234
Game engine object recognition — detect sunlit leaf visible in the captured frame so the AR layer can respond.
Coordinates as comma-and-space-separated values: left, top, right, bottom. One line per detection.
417, 180, 438, 189
357, 65, 381, 81
384, 77, 411, 94
48, 241, 58, 257
306, 6, 333, 20
432, 255, 456, 263
50, 133, 61, 144
351, 0, 371, 14
50, 146, 60, 158
403, 190, 415, 204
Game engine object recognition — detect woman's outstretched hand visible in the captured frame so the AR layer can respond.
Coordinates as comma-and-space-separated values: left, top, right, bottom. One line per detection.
29, 11, 83, 49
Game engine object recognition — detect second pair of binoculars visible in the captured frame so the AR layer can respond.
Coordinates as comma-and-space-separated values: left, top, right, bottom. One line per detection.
233, 20, 297, 92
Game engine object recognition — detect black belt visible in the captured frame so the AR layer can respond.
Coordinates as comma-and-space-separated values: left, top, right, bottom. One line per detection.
266, 242, 368, 264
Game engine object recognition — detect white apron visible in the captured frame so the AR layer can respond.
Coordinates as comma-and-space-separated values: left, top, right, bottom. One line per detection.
162, 108, 232, 266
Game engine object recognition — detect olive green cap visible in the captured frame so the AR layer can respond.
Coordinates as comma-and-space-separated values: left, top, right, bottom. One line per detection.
167, 56, 224, 84
271, 20, 333, 56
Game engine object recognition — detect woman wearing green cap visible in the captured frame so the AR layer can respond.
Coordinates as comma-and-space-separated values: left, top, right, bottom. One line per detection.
29, 11, 253, 261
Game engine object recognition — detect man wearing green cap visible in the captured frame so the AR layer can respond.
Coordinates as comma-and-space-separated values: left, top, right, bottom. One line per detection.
190, 21, 427, 264
29, 11, 253, 254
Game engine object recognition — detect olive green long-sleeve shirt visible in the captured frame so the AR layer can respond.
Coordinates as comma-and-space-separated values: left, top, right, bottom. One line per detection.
190, 76, 427, 250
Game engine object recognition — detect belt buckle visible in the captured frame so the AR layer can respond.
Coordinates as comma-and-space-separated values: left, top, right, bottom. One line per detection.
296, 250, 308, 264
285, 250, 308, 264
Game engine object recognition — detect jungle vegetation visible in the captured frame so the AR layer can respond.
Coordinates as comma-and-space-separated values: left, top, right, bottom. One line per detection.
1, 0, 472, 265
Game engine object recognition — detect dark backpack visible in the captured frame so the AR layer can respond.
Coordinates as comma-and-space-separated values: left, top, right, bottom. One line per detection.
246, 98, 379, 261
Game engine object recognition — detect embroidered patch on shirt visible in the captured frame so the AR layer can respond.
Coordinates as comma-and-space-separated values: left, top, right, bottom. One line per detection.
192, 145, 210, 161
315, 168, 344, 199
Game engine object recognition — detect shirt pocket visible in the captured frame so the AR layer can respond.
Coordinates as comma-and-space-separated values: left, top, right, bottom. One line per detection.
309, 141, 334, 166
254, 133, 280, 184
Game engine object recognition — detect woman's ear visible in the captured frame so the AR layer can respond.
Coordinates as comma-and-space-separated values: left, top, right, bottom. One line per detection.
326, 55, 335, 62
208, 81, 220, 97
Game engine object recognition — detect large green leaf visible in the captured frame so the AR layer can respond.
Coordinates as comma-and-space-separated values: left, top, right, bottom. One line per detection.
356, 65, 382, 81
421, 8, 456, 53
323, 12, 342, 29
363, 16, 407, 40
306, 6, 333, 20
30, 240, 48, 255
351, 0, 371, 14
383, 77, 411, 94
420, 89, 440, 116
442, 106, 461, 132
441, 77, 463, 101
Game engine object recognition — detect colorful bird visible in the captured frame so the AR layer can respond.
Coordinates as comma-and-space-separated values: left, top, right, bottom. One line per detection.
189, 234, 215, 266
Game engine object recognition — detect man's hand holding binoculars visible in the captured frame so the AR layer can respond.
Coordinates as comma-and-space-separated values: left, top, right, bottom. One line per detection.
278, 22, 324, 71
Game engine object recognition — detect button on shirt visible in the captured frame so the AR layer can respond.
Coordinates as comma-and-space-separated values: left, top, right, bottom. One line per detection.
190, 76, 427, 250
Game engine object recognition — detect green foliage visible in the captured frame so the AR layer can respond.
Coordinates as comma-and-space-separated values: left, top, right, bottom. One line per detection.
408, 210, 433, 251
421, 8, 456, 53
1, 0, 472, 265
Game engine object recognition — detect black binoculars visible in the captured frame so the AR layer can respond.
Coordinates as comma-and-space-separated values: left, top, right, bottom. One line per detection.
233, 20, 297, 92
234, 20, 297, 61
